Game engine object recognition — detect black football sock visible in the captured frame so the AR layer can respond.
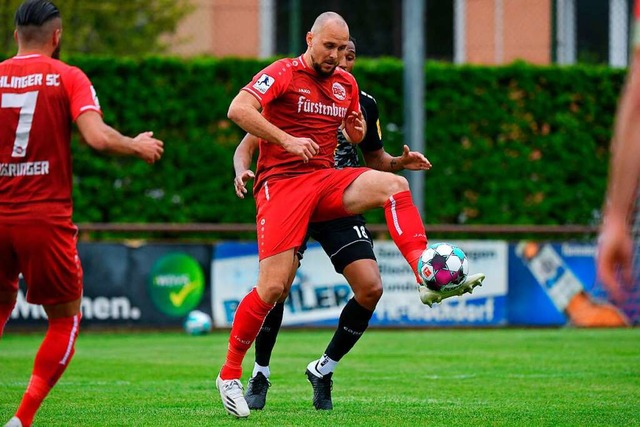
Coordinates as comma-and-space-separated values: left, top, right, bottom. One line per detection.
254, 301, 285, 367
324, 297, 373, 364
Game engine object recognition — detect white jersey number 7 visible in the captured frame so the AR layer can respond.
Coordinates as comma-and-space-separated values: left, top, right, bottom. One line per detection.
2, 91, 39, 158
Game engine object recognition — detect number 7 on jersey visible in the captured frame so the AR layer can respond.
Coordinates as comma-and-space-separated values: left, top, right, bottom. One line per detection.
2, 91, 39, 158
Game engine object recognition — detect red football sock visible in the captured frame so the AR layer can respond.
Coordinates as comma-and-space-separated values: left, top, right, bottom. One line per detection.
384, 191, 428, 282
0, 300, 16, 338
15, 313, 80, 427
220, 288, 274, 380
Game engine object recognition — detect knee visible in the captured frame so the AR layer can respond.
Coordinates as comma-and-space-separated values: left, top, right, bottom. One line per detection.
259, 281, 288, 304
385, 174, 409, 196
278, 287, 290, 303
354, 279, 383, 310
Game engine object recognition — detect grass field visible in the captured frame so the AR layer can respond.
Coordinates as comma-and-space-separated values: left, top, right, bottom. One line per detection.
1, 328, 639, 426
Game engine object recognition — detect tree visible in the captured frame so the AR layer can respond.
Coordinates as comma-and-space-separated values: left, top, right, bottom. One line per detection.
1, 0, 192, 56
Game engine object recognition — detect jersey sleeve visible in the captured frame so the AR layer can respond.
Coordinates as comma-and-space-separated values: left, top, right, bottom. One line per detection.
358, 93, 383, 152
347, 74, 361, 115
242, 60, 292, 107
62, 66, 102, 121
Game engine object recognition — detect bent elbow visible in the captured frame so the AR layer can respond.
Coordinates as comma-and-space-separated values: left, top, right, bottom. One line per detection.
227, 103, 241, 123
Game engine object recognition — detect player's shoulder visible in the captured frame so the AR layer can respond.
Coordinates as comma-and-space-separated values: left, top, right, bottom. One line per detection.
359, 89, 378, 116
47, 57, 83, 74
260, 57, 303, 83
49, 59, 92, 86
360, 89, 377, 104
271, 56, 305, 72
0, 55, 80, 77
335, 66, 357, 83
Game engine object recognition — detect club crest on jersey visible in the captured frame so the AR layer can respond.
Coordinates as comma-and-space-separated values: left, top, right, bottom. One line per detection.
253, 74, 275, 94
332, 82, 346, 101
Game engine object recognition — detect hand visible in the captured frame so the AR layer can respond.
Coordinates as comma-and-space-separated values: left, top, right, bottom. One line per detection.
234, 170, 255, 198
398, 145, 432, 170
281, 135, 320, 163
596, 218, 634, 303
343, 110, 366, 143
133, 131, 164, 164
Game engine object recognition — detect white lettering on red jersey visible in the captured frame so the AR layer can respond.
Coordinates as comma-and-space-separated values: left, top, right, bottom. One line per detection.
242, 55, 360, 191
0, 54, 101, 218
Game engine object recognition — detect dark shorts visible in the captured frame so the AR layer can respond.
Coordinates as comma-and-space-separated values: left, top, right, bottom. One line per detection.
298, 215, 376, 274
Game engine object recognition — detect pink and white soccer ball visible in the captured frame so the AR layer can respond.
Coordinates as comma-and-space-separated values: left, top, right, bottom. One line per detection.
418, 243, 469, 291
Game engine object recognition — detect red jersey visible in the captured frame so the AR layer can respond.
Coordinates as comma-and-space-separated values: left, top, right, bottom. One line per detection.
242, 55, 360, 191
0, 54, 101, 219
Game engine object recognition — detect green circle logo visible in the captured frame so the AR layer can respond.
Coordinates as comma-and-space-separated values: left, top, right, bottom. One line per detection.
148, 253, 205, 317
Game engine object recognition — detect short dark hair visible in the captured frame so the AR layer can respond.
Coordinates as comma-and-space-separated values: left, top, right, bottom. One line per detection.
15, 0, 60, 27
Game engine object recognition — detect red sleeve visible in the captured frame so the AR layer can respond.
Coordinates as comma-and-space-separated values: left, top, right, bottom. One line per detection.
347, 73, 360, 115
241, 59, 293, 107
636, 0, 640, 19
61, 66, 102, 121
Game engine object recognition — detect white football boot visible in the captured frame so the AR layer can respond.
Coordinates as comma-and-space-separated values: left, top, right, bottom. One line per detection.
419, 273, 486, 307
216, 375, 250, 418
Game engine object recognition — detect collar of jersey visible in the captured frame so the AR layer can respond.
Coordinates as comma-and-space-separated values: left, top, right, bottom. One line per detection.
14, 54, 43, 60
298, 54, 309, 69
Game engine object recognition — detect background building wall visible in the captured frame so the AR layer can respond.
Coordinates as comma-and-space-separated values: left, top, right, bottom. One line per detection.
503, 0, 551, 64
168, 0, 260, 57
166, 0, 627, 67
466, 0, 498, 63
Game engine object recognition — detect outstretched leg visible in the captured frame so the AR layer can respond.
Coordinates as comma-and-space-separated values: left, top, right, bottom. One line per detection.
383, 190, 428, 283
343, 171, 427, 283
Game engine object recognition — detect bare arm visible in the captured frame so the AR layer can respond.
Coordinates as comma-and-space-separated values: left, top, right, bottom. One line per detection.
76, 111, 164, 164
227, 91, 319, 162
604, 50, 640, 225
597, 48, 640, 299
233, 134, 259, 198
363, 145, 431, 173
228, 91, 289, 146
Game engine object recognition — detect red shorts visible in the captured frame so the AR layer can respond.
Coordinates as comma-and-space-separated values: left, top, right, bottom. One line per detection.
254, 167, 368, 260
0, 219, 83, 305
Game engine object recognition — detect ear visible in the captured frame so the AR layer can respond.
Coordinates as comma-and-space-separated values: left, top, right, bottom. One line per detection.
13, 30, 18, 44
53, 28, 62, 47
305, 31, 313, 48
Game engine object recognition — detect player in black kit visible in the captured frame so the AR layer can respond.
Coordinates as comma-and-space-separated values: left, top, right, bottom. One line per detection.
232, 37, 431, 411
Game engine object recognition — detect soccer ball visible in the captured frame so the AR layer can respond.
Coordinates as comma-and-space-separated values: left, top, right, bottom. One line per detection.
418, 243, 469, 291
183, 310, 212, 335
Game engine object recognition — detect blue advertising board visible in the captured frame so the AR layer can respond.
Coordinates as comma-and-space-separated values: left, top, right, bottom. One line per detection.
508, 242, 634, 326
211, 240, 509, 328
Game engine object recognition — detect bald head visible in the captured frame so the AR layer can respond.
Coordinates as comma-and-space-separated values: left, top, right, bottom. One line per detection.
305, 12, 349, 77
310, 11, 348, 35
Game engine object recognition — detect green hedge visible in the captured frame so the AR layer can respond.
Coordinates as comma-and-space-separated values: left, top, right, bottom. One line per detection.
5, 55, 627, 229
